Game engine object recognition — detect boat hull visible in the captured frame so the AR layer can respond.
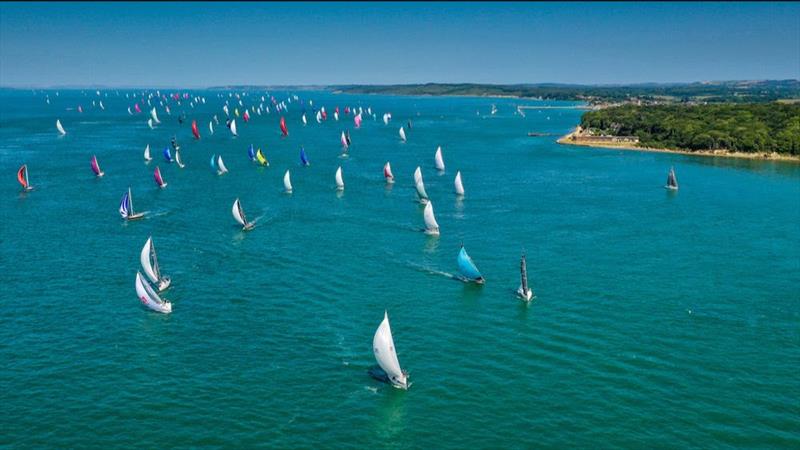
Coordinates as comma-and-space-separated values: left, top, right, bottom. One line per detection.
126, 213, 145, 221
158, 278, 171, 292
664, 185, 678, 191
517, 286, 534, 301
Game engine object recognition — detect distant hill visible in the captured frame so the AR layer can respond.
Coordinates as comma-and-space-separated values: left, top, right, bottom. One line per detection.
331, 80, 800, 104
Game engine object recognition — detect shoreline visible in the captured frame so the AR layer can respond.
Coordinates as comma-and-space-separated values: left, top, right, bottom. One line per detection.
557, 128, 800, 163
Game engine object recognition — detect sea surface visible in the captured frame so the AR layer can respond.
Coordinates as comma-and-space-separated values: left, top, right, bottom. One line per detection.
1, 89, 798, 448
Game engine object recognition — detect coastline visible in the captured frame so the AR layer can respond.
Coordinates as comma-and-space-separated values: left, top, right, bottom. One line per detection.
557, 128, 800, 163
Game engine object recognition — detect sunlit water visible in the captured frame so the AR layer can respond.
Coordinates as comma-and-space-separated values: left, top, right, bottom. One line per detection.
1, 89, 798, 448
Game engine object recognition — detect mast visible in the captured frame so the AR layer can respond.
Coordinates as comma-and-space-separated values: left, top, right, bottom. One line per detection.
238, 200, 248, 226
151, 240, 161, 280
128, 187, 134, 214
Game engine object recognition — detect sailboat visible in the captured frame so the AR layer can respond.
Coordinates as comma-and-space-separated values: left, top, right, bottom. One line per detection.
340, 131, 349, 149
141, 237, 171, 291
248, 144, 256, 162
434, 146, 445, 171
216, 155, 228, 175
300, 147, 310, 166
399, 126, 407, 142
17, 165, 33, 192
150, 107, 160, 124
191, 120, 200, 140
56, 119, 66, 136
163, 147, 173, 163
229, 119, 238, 136
517, 253, 534, 301
256, 148, 269, 166
413, 166, 429, 204
135, 272, 172, 314
283, 169, 293, 193
154, 166, 167, 188
383, 113, 391, 125
90, 155, 105, 177
119, 187, 144, 220
209, 120, 215, 135
147, 118, 155, 129
457, 245, 484, 284
243, 110, 250, 122
665, 166, 679, 190
335, 166, 344, 191
232, 198, 255, 231
454, 171, 465, 196
372, 311, 409, 389
280, 116, 289, 137
144, 144, 152, 162
301, 113, 307, 125
423, 201, 440, 235
384, 162, 395, 183
354, 113, 362, 129
491, 104, 498, 115
175, 149, 185, 168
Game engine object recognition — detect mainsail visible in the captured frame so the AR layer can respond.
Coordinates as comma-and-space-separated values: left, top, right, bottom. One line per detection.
56, 119, 66, 135
434, 146, 445, 171
454, 171, 465, 196
283, 169, 293, 193
423, 201, 440, 235
666, 167, 679, 190
229, 119, 238, 136
192, 120, 200, 139
399, 126, 406, 142
335, 166, 344, 190
144, 144, 152, 162
140, 237, 170, 291
231, 198, 252, 229
414, 166, 429, 202
373, 311, 408, 389
217, 155, 228, 174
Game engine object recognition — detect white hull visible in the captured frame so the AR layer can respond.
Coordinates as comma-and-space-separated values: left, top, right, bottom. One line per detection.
517, 286, 533, 301
158, 278, 172, 292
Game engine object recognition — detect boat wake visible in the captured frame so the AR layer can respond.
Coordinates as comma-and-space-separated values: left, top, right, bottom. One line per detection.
405, 261, 460, 281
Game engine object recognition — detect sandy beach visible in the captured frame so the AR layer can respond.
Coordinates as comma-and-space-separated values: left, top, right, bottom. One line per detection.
557, 128, 800, 163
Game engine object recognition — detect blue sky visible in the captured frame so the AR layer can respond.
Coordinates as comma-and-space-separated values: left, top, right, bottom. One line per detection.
1, 2, 798, 87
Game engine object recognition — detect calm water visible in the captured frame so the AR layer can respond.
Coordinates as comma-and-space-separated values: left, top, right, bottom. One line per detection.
1, 89, 799, 448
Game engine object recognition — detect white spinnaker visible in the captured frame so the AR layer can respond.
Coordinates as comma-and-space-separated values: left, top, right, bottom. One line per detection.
209, 121, 214, 134
434, 146, 445, 171
217, 155, 228, 173
150, 107, 160, 124
230, 119, 238, 136
56, 119, 66, 135
373, 311, 405, 386
284, 169, 293, 192
335, 166, 344, 189
423, 201, 440, 233
454, 171, 465, 195
232, 198, 247, 226
144, 144, 152, 161
399, 126, 406, 142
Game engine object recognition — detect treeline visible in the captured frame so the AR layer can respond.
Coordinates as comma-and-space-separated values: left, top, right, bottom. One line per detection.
580, 103, 800, 154
334, 80, 800, 103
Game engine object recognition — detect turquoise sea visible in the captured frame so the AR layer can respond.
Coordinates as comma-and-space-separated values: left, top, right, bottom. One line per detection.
1, 89, 799, 448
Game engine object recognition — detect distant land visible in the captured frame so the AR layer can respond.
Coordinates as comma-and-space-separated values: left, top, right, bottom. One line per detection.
332, 80, 800, 104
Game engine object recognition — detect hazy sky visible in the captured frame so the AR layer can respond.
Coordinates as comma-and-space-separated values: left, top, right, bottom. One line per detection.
1, 2, 798, 87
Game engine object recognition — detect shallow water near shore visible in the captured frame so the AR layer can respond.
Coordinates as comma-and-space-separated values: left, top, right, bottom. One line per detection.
1, 90, 798, 448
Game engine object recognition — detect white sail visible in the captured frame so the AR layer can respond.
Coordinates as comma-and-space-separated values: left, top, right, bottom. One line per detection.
175, 149, 185, 168
335, 166, 344, 190
414, 167, 428, 202
423, 201, 440, 235
230, 119, 238, 136
135, 272, 172, 314
434, 146, 445, 171
283, 169, 293, 193
373, 311, 408, 389
399, 126, 406, 142
231, 198, 247, 227
302, 113, 307, 125
217, 155, 228, 174
209, 120, 214, 134
150, 107, 160, 124
56, 119, 66, 135
147, 118, 154, 129
140, 237, 159, 284
384, 161, 394, 183
454, 171, 465, 196
144, 144, 152, 161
